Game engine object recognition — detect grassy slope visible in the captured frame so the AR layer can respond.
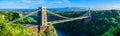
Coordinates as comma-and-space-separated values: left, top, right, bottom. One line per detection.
27, 24, 57, 36
0, 23, 57, 36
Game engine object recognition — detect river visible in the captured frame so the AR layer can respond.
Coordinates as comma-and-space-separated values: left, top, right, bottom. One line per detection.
56, 30, 63, 36
56, 29, 67, 36
56, 29, 86, 36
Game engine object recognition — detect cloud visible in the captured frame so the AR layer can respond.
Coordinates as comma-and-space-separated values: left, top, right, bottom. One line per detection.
91, 5, 120, 10
21, 0, 45, 4
111, 5, 120, 9
101, 4, 120, 9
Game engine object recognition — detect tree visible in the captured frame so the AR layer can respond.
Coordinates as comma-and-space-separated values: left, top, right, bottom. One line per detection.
103, 24, 120, 36
0, 15, 6, 23
15, 17, 36, 24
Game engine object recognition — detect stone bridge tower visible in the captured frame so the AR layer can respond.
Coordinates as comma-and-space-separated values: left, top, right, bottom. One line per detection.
83, 10, 92, 24
37, 6, 48, 31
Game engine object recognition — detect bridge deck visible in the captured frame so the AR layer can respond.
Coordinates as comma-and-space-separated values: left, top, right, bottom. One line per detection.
48, 16, 88, 24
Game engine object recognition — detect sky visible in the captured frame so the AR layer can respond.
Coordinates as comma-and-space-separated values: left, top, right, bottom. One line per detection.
0, 0, 120, 9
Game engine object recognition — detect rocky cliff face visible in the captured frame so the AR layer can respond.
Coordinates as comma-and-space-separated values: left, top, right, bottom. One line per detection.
27, 24, 58, 36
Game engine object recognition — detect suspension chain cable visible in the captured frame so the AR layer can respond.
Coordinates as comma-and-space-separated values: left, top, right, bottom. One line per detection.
48, 11, 91, 24
47, 10, 70, 19
8, 10, 40, 24
48, 16, 88, 24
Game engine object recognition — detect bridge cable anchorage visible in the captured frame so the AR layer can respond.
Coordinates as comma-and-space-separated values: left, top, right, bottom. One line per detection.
48, 12, 89, 24
47, 10, 70, 19
8, 10, 40, 24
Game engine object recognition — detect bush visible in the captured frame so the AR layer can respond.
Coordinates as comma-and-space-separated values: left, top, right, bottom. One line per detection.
103, 24, 120, 36
0, 23, 30, 36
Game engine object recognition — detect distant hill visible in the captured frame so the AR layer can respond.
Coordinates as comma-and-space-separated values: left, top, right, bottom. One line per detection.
0, 9, 36, 12
48, 7, 88, 12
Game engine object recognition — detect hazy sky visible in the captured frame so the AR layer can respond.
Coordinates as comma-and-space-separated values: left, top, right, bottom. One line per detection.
0, 0, 120, 9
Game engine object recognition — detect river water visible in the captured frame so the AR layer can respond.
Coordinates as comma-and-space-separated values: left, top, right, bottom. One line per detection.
56, 30, 66, 36
56, 29, 86, 36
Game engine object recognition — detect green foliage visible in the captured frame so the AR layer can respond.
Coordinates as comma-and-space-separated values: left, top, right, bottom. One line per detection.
7, 12, 14, 21
15, 17, 36, 24
0, 23, 57, 36
102, 10, 120, 36
0, 11, 57, 36
103, 24, 120, 36
0, 23, 30, 36
0, 15, 6, 23
12, 12, 20, 20
52, 10, 120, 36
0, 11, 36, 24
0, 14, 29, 36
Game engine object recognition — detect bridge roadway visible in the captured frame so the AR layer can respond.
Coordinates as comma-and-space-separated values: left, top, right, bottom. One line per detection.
48, 16, 88, 24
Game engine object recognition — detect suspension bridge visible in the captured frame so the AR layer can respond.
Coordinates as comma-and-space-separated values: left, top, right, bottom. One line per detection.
8, 6, 92, 32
